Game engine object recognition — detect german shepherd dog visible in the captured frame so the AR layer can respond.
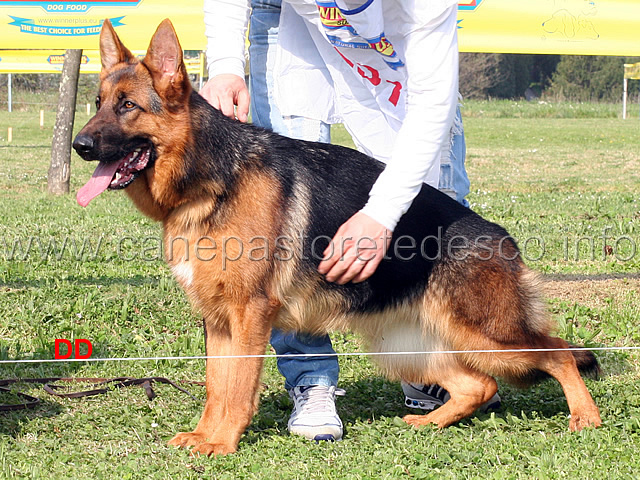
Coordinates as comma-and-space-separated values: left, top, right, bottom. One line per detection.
73, 19, 601, 455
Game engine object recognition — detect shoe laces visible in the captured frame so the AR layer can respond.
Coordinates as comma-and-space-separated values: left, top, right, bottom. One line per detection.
290, 385, 345, 416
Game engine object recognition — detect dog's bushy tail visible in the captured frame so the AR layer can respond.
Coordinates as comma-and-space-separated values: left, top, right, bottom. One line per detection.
571, 345, 601, 379
511, 344, 600, 387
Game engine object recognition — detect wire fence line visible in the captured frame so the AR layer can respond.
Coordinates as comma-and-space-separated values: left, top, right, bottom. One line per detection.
1, 345, 639, 365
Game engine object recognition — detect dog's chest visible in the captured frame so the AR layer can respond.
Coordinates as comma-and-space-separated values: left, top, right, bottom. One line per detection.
170, 261, 194, 288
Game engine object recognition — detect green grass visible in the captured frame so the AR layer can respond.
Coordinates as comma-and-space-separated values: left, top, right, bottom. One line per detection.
461, 99, 636, 119
1, 103, 640, 479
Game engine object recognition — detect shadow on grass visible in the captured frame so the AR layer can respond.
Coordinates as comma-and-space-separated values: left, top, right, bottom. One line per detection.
0, 371, 612, 443
0, 339, 126, 437
0, 361, 77, 437
245, 373, 611, 445
0, 274, 162, 290
0, 394, 63, 437
67, 274, 165, 288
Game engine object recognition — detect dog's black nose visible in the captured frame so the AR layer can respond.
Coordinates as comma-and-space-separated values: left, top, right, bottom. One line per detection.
73, 134, 95, 156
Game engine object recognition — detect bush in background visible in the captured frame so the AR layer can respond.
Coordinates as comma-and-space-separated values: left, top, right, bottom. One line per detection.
460, 53, 640, 103
546, 55, 640, 102
460, 53, 560, 100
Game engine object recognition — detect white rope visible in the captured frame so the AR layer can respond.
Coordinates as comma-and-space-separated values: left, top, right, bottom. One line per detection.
1, 345, 638, 364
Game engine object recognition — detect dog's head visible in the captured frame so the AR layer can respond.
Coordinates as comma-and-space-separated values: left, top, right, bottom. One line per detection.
74, 19, 191, 207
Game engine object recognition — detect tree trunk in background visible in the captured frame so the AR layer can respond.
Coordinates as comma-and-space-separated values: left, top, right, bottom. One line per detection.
459, 53, 501, 100
48, 49, 82, 195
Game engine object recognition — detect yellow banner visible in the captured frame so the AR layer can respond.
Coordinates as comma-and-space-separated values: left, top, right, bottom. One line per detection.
0, 0, 639, 55
0, 0, 206, 50
624, 63, 640, 80
0, 49, 204, 74
457, 0, 640, 56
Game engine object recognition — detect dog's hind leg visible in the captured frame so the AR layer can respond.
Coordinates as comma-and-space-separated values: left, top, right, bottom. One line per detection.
403, 363, 498, 429
525, 336, 601, 431
168, 296, 277, 456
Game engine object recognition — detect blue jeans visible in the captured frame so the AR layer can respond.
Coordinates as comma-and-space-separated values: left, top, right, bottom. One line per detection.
249, 0, 331, 143
250, 0, 336, 390
439, 110, 470, 207
249, 0, 470, 390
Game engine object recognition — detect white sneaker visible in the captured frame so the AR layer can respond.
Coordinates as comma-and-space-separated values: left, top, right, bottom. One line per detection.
402, 382, 501, 413
288, 385, 345, 441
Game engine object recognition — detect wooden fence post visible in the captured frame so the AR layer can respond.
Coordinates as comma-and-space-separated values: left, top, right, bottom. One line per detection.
48, 49, 82, 195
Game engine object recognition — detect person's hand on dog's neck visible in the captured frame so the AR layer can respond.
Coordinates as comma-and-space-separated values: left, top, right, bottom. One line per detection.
200, 73, 250, 123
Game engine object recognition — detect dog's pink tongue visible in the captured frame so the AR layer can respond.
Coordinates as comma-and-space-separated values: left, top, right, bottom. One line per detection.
76, 161, 119, 207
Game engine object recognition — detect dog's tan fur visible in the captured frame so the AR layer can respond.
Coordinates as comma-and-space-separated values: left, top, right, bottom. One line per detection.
74, 19, 601, 456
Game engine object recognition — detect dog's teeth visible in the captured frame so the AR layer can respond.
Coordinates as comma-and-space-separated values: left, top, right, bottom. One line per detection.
115, 172, 121, 181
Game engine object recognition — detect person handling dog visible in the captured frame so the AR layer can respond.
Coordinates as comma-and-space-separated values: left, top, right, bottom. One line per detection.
201, 0, 499, 442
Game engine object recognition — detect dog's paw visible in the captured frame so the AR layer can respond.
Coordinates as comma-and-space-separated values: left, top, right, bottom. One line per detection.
190, 442, 237, 457
569, 410, 602, 431
168, 431, 209, 449
402, 414, 438, 429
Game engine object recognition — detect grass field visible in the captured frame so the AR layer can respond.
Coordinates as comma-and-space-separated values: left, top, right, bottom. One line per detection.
1, 100, 640, 479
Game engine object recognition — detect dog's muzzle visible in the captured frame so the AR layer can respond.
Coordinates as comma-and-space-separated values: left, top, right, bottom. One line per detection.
73, 134, 95, 160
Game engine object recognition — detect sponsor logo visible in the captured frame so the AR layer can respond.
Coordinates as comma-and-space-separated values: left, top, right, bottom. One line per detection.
1, 0, 141, 14
9, 15, 124, 36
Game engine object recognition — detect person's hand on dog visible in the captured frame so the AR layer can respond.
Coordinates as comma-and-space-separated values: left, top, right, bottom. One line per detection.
200, 73, 250, 123
318, 211, 392, 284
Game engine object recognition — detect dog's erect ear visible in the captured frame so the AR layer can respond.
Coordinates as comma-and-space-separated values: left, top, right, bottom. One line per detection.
100, 19, 136, 71
143, 19, 190, 104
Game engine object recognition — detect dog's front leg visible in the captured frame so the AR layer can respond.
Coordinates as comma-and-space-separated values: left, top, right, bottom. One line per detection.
168, 320, 234, 452
168, 296, 277, 456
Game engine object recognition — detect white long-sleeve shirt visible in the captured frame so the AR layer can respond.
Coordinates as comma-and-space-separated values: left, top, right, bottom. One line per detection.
203, 0, 459, 232
204, 0, 250, 79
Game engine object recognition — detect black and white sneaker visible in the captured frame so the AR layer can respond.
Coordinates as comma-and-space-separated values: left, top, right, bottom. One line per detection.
402, 382, 501, 413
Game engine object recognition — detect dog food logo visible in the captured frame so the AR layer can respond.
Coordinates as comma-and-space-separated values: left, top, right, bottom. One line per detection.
3, 0, 137, 37
315, 1, 403, 70
1, 0, 141, 13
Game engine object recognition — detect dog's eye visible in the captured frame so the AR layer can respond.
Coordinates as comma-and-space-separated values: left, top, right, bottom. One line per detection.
95, 96, 101, 110
123, 100, 136, 110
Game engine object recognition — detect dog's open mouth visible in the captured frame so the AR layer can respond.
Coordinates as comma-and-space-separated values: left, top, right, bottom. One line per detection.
77, 147, 151, 207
